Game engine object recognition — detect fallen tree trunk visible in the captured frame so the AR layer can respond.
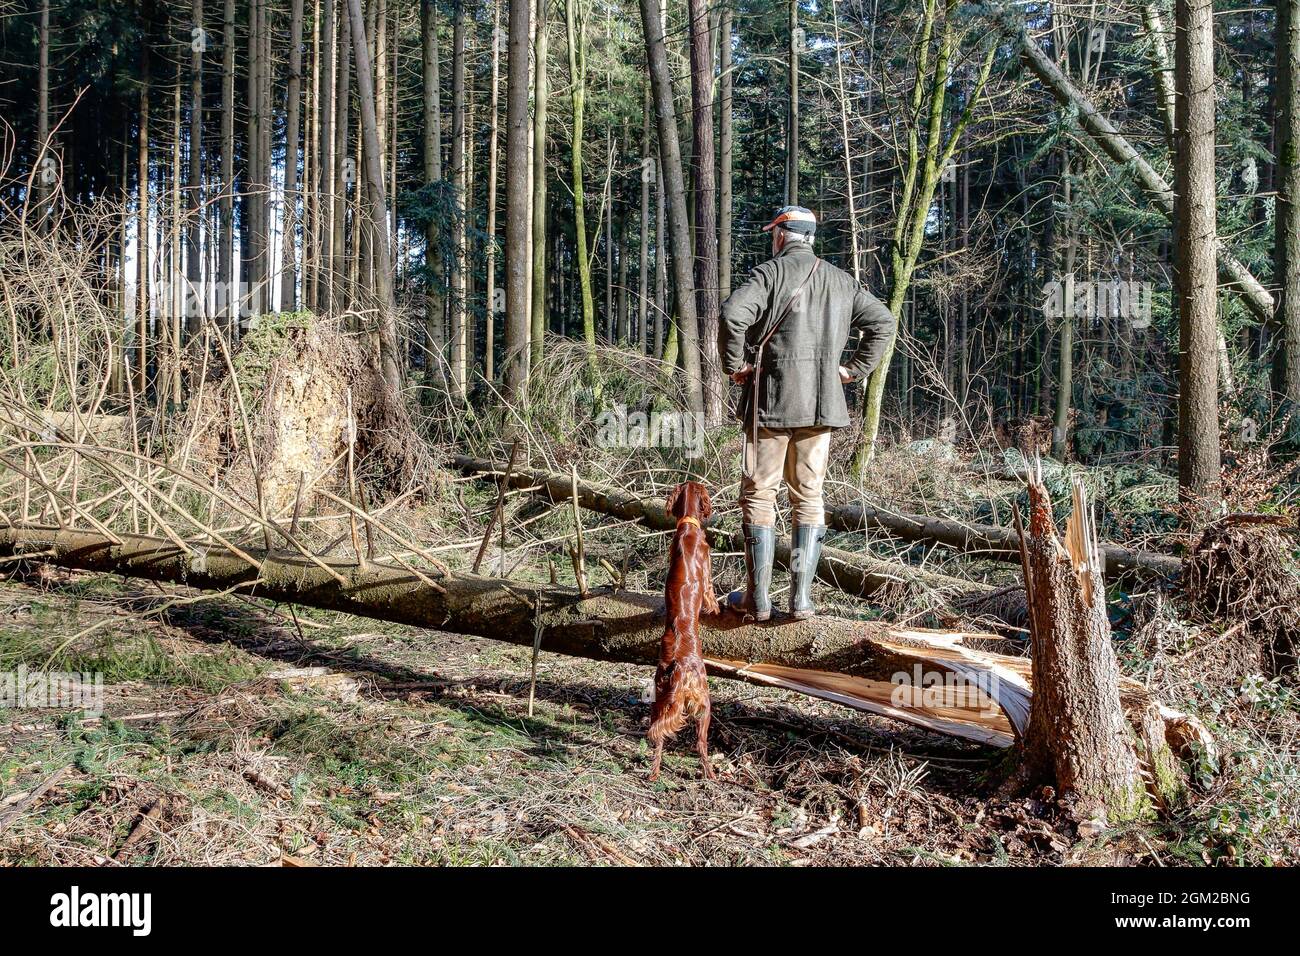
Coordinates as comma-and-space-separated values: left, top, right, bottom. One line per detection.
1, 523, 1019, 745
1, 523, 1208, 763
826, 500, 1182, 580
452, 454, 1178, 585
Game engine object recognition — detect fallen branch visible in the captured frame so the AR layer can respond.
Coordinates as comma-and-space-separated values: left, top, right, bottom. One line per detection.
452, 454, 1177, 594
451, 454, 1003, 606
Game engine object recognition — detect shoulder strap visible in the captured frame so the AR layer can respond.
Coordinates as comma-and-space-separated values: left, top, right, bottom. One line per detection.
756, 258, 822, 350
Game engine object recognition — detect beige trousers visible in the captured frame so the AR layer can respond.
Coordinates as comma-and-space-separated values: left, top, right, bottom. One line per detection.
741, 426, 833, 527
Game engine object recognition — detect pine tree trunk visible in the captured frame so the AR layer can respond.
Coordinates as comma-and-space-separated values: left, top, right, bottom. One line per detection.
220, 0, 235, 334
448, 0, 467, 396
718, 3, 732, 298
565, 0, 598, 360
421, 0, 444, 365
346, 0, 400, 393
34, 0, 51, 225
687, 0, 721, 425
530, 0, 549, 368
485, 0, 502, 382
503, 0, 533, 400
332, 3, 352, 311
785, 0, 799, 205
637, 81, 650, 354
186, 0, 204, 337
1175, 0, 1221, 502
1277, 0, 1300, 430
137, 44, 151, 396
281, 0, 304, 310
638, 0, 703, 414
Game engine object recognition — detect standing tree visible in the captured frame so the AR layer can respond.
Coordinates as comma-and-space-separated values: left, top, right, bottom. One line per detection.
449, 0, 467, 397
565, 0, 598, 361
1174, 0, 1221, 501
687, 0, 722, 425
1277, 0, 1300, 431
852, 0, 995, 470
280, 0, 304, 311
531, 0, 550, 368
504, 0, 533, 400
346, 0, 400, 392
422, 0, 444, 365
638, 0, 703, 415
186, 0, 204, 337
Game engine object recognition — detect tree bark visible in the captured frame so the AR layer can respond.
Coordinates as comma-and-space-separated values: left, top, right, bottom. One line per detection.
1004, 474, 1168, 820
137, 42, 151, 396
186, 0, 205, 337
1174, 0, 1221, 502
638, 0, 704, 415
485, 0, 502, 382
421, 0, 444, 365
565, 0, 598, 361
718, 4, 733, 298
636, 83, 651, 353
35, 0, 51, 224
1276, 0, 1300, 428
220, 0, 236, 333
448, 0, 467, 397
687, 0, 722, 426
530, 0, 549, 369
318, 0, 336, 312
332, 3, 352, 311
346, 0, 400, 393
786, 0, 799, 205
504, 0, 533, 401
280, 0, 304, 311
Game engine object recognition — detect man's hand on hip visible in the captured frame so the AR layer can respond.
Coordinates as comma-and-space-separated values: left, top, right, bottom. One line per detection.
730, 364, 754, 385
838, 366, 854, 384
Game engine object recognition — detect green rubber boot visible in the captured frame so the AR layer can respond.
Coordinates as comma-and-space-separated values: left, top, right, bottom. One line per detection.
726, 525, 774, 622
789, 524, 826, 620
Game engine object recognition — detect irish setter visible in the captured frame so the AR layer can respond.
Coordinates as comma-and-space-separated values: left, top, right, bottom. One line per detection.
648, 480, 719, 781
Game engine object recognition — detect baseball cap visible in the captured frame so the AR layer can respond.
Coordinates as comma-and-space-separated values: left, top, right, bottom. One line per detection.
761, 205, 817, 236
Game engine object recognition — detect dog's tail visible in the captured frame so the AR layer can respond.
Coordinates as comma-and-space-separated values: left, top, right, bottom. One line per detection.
648, 651, 710, 745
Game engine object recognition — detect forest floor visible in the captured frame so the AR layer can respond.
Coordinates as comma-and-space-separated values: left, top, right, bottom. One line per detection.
0, 567, 1125, 867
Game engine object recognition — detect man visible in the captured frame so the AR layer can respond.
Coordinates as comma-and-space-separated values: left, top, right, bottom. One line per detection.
719, 205, 893, 621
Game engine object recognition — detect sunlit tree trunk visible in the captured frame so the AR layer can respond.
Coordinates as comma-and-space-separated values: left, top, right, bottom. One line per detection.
1174, 0, 1221, 501
687, 0, 722, 425
530, 0, 550, 368
421, 0, 444, 365
565, 0, 598, 360
503, 0, 533, 400
280, 0, 304, 311
639, 0, 702, 413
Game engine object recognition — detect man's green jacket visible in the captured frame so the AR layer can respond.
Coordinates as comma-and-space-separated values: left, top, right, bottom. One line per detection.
719, 242, 895, 429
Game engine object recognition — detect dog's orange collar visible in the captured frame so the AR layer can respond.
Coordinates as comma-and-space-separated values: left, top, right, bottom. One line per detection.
676, 516, 702, 530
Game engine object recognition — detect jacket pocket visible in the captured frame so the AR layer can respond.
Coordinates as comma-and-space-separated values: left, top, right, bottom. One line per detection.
759, 357, 818, 426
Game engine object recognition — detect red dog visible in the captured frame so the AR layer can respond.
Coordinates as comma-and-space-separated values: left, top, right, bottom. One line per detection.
648, 481, 719, 781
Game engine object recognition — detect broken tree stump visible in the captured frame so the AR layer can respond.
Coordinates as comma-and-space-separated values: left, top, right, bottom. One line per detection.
1005, 471, 1184, 822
